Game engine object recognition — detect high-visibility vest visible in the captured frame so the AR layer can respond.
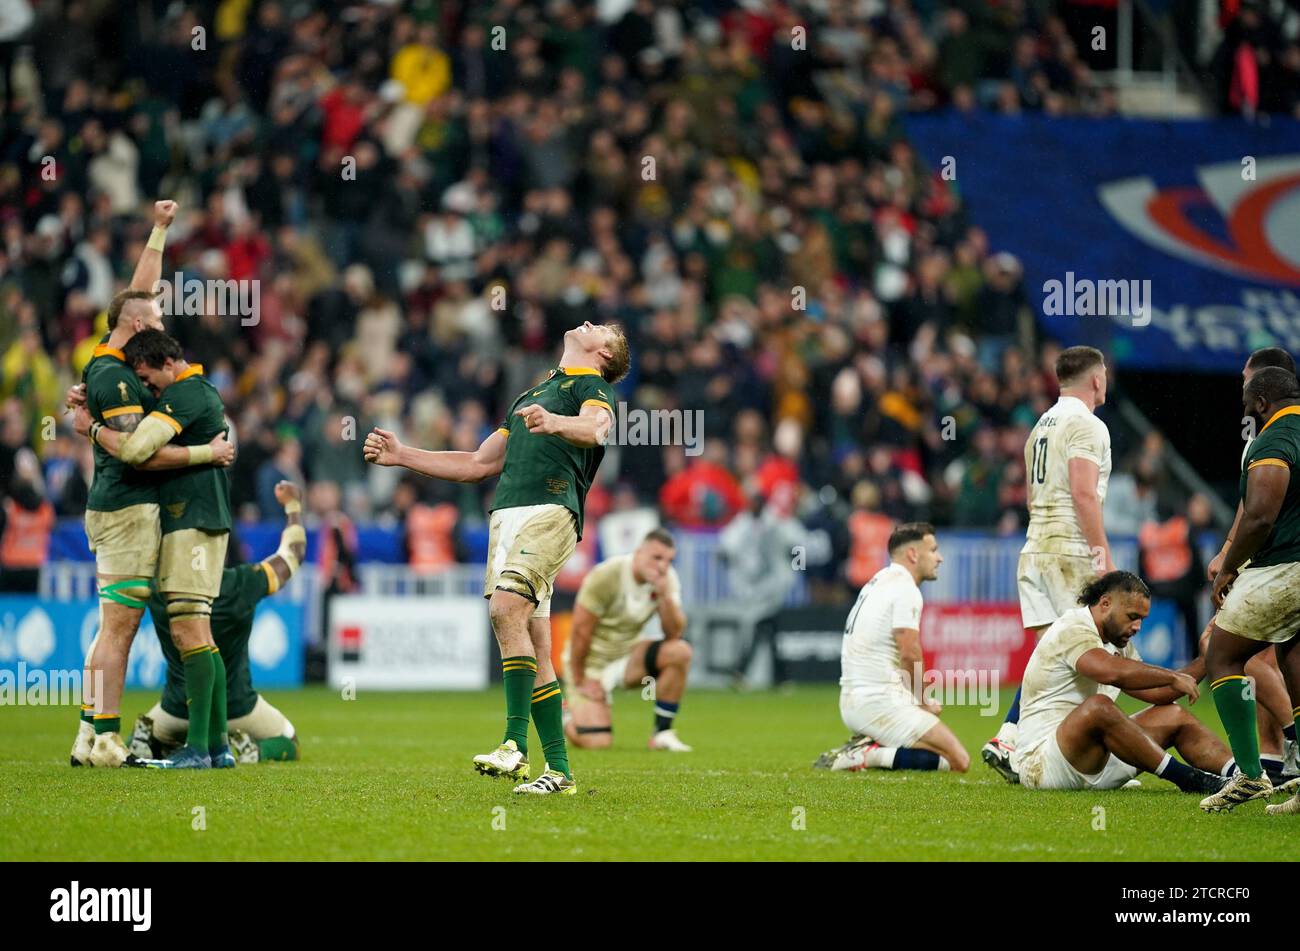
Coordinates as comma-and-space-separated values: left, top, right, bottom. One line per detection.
406, 503, 457, 570
846, 511, 893, 589
1139, 516, 1192, 583
1, 499, 54, 569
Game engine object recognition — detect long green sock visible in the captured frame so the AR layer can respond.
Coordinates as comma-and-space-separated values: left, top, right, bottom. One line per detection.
1211, 674, 1261, 778
531, 680, 571, 779
209, 648, 228, 752
257, 737, 299, 761
182, 646, 215, 752
501, 656, 537, 754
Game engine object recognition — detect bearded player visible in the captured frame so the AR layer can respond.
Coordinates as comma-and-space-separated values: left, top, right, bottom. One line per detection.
66, 200, 234, 768
983, 346, 1114, 782
365, 321, 630, 795
78, 330, 235, 769
563, 528, 692, 752
128, 481, 305, 765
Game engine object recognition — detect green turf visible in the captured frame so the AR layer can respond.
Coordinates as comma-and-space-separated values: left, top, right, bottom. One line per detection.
0, 685, 1293, 860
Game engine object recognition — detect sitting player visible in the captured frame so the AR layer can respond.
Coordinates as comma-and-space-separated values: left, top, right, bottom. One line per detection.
128, 481, 306, 764
1015, 570, 1232, 794
563, 528, 693, 751
815, 523, 971, 773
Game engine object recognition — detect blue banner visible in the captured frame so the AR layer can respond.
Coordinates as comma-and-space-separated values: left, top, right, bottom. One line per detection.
906, 114, 1300, 372
0, 597, 304, 692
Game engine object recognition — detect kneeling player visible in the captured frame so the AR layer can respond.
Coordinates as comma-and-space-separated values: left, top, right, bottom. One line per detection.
1015, 571, 1229, 794
129, 481, 306, 764
564, 528, 692, 751
817, 523, 971, 773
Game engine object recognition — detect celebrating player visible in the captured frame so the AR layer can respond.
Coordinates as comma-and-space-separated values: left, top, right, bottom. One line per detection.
815, 523, 970, 773
1199, 367, 1300, 814
563, 528, 692, 752
983, 345, 1114, 782
1015, 571, 1230, 794
77, 330, 235, 769
364, 320, 630, 795
67, 200, 234, 768
128, 481, 306, 765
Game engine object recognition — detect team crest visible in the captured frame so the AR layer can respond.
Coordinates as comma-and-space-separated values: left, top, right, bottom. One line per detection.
166, 502, 186, 519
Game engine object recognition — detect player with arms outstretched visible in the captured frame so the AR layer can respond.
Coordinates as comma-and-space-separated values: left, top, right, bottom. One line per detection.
77, 330, 235, 769
365, 320, 630, 795
129, 481, 306, 765
564, 528, 692, 752
983, 345, 1114, 782
67, 200, 234, 767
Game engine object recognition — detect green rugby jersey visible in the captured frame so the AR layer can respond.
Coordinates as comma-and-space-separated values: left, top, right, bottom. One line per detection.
149, 365, 232, 534
152, 563, 272, 720
491, 366, 617, 539
1240, 404, 1300, 567
83, 340, 158, 511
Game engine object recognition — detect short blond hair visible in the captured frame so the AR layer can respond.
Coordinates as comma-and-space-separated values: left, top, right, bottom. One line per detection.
602, 323, 630, 384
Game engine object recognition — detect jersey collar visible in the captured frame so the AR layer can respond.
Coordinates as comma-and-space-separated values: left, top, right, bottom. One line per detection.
557, 366, 600, 377
1260, 404, 1300, 434
92, 344, 126, 362
175, 364, 204, 382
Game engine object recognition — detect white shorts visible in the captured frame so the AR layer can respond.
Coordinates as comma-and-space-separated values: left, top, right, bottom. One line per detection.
1216, 561, 1300, 644
839, 684, 939, 749
1017, 552, 1096, 629
1017, 732, 1139, 791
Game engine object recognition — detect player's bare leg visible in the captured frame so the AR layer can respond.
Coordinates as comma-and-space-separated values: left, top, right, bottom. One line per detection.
144, 611, 221, 769
474, 589, 536, 781
1201, 622, 1293, 772
625, 638, 693, 751
565, 694, 612, 749
912, 722, 971, 772
1056, 695, 1222, 793
85, 586, 149, 767
1130, 703, 1232, 774
1266, 636, 1300, 815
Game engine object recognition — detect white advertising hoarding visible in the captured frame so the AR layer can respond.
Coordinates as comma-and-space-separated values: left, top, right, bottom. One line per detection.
328, 595, 490, 690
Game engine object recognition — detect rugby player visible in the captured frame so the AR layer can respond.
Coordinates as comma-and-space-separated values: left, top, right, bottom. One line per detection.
1015, 571, 1229, 794
128, 481, 305, 764
67, 200, 234, 768
983, 345, 1114, 782
1200, 367, 1300, 814
815, 523, 971, 773
77, 330, 235, 769
364, 320, 630, 795
563, 528, 692, 752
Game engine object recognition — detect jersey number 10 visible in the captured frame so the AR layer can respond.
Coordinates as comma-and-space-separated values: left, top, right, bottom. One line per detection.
1031, 437, 1048, 484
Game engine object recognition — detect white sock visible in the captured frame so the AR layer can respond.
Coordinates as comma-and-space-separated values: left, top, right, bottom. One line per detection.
938, 756, 951, 771
996, 721, 1019, 746
1222, 758, 1239, 777
1155, 753, 1173, 776
866, 746, 897, 769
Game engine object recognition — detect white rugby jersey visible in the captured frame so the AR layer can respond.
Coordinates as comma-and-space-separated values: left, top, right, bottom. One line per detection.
1022, 396, 1112, 557
840, 563, 924, 691
1015, 605, 1140, 759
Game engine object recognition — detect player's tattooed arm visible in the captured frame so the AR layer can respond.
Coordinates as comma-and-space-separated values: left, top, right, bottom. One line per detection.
265, 480, 306, 586
514, 402, 612, 448
363, 427, 507, 483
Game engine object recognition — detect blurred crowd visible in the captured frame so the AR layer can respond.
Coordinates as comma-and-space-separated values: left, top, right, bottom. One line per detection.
0, 0, 1233, 597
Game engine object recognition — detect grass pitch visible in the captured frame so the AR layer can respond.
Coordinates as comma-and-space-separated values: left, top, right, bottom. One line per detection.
1, 685, 1292, 861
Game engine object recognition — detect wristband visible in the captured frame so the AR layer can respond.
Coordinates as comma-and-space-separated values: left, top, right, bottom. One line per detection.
284, 500, 302, 515
89, 421, 104, 445
147, 226, 167, 252
187, 444, 215, 465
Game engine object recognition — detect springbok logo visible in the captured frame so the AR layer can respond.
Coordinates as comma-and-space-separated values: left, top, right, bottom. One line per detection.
1099, 156, 1300, 286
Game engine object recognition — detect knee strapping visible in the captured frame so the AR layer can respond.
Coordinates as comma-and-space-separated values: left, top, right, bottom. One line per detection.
165, 594, 213, 622
99, 578, 152, 609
